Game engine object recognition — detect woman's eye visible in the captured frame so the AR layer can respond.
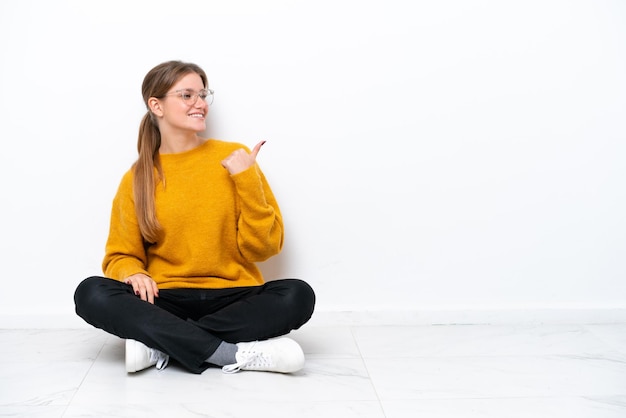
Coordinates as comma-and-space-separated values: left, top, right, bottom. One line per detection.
181, 92, 193, 100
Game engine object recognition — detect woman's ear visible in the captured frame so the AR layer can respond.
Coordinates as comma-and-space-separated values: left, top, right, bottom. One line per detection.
148, 97, 163, 117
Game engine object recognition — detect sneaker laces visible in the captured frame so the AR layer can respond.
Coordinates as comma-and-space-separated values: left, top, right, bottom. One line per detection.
151, 349, 169, 371
222, 343, 270, 374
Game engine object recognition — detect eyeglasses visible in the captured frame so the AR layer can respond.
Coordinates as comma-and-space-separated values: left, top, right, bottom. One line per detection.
164, 88, 214, 105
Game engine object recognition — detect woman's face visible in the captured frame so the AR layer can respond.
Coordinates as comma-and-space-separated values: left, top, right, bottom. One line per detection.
156, 72, 209, 135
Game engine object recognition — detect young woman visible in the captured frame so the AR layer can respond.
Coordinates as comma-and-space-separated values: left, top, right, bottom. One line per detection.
74, 60, 315, 374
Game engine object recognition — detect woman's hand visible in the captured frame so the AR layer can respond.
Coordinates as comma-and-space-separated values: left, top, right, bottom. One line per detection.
124, 273, 159, 304
221, 140, 265, 175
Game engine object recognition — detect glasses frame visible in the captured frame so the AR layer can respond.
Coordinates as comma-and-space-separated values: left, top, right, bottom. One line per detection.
163, 88, 214, 106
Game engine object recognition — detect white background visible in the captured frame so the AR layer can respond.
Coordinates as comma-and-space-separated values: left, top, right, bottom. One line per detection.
1, 0, 625, 325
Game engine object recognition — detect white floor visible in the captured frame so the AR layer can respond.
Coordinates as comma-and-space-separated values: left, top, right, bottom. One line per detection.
1, 324, 626, 417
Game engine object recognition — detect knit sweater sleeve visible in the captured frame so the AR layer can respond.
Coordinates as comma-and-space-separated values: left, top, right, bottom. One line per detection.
231, 163, 284, 262
101, 170, 150, 280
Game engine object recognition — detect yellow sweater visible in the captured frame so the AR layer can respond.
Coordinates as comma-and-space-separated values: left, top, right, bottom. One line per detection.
102, 139, 284, 289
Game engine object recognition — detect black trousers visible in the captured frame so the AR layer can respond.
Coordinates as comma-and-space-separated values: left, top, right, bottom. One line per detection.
74, 276, 315, 374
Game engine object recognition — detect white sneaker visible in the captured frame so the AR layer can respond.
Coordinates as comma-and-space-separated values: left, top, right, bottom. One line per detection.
222, 337, 305, 374
125, 339, 169, 373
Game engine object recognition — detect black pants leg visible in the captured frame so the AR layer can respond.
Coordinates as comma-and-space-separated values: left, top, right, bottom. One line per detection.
74, 276, 315, 374
185, 279, 316, 343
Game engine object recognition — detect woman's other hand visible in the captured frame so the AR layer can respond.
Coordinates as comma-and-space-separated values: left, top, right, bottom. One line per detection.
221, 140, 266, 175
124, 273, 159, 304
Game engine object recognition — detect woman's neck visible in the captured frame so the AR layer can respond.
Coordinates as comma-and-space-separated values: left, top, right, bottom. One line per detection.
159, 133, 204, 154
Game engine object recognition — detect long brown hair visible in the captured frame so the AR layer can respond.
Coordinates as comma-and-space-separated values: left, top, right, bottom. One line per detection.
134, 60, 208, 243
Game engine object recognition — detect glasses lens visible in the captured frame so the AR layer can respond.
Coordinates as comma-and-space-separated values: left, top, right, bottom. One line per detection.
181, 91, 194, 102
204, 89, 214, 105
173, 89, 213, 105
